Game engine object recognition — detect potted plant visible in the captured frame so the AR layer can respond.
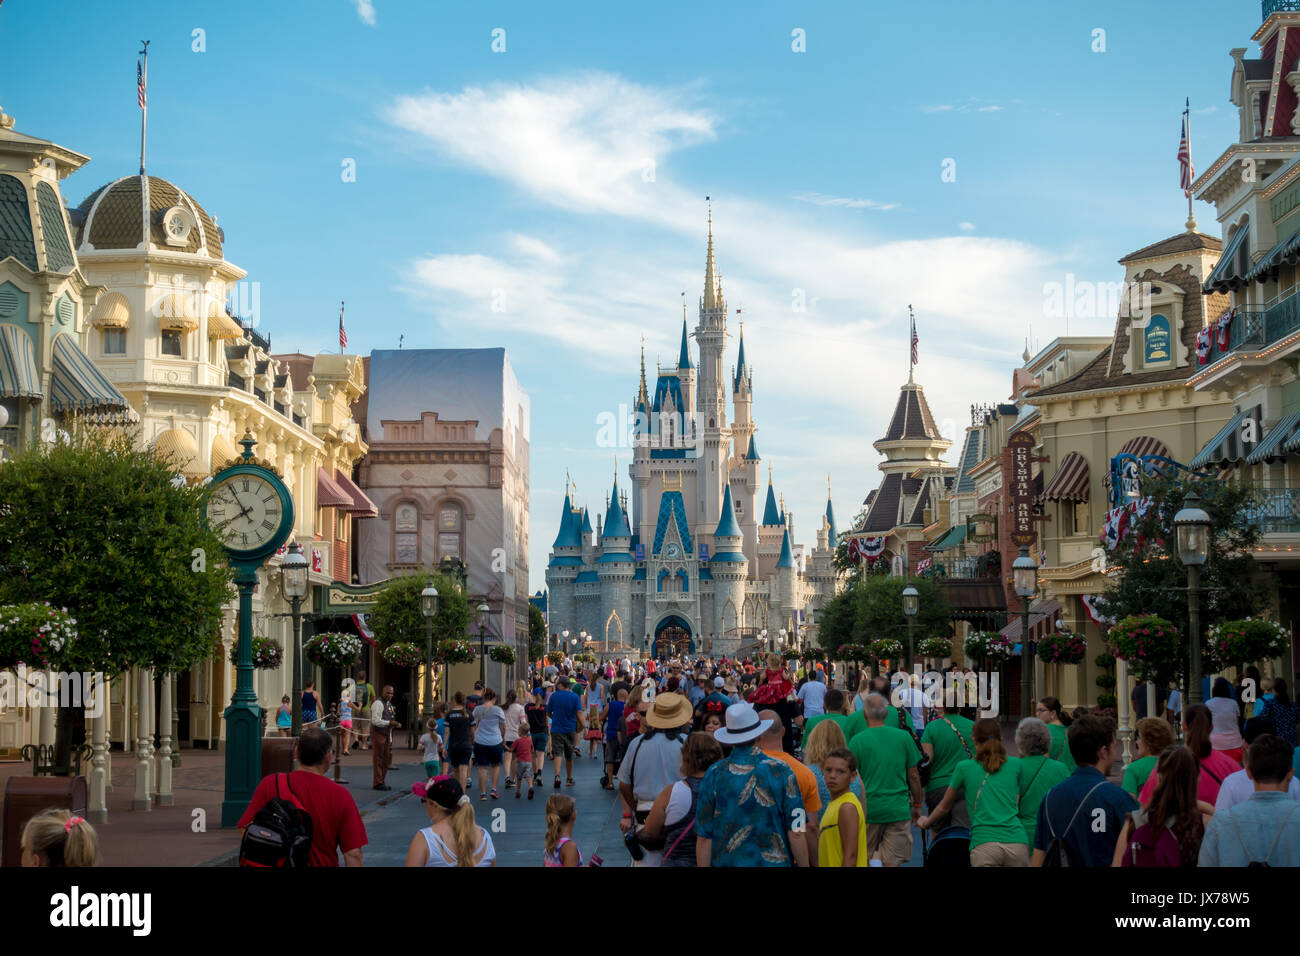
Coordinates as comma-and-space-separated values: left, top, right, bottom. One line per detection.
871, 638, 903, 661
382, 642, 424, 668
488, 644, 516, 665
228, 635, 283, 670
0, 602, 78, 669
964, 630, 1014, 663
304, 632, 363, 668
1109, 614, 1180, 683
1036, 631, 1087, 665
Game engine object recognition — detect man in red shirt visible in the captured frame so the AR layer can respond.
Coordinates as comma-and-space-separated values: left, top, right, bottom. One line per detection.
238, 727, 368, 866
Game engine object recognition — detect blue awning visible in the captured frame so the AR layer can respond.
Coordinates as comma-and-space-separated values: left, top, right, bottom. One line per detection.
1189, 406, 1260, 469
49, 333, 133, 420
1245, 410, 1300, 465
1245, 229, 1300, 282
0, 323, 41, 400
1204, 226, 1251, 293
925, 524, 967, 551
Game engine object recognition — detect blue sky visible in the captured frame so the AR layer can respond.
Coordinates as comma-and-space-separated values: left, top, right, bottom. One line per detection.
0, 0, 1265, 590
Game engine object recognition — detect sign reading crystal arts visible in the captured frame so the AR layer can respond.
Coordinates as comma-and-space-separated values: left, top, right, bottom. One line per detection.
1004, 432, 1038, 548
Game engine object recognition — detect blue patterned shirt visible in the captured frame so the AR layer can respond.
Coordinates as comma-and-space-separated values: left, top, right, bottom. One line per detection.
694, 743, 805, 867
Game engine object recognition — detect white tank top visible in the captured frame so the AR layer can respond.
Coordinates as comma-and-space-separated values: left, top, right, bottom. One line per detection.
420, 826, 496, 867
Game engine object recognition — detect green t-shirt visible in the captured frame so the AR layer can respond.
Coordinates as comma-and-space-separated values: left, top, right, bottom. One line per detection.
949, 756, 1028, 849
1046, 723, 1077, 771
1121, 755, 1158, 797
843, 705, 913, 745
800, 712, 849, 749
920, 714, 974, 791
847, 725, 919, 824
1015, 754, 1070, 847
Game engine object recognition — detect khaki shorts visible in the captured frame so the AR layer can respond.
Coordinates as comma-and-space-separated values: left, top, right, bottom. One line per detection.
866, 821, 913, 866
550, 731, 577, 760
969, 841, 1029, 867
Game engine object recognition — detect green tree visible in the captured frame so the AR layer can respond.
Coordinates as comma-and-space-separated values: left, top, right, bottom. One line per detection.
369, 571, 471, 649
817, 573, 950, 656
0, 429, 234, 762
1095, 475, 1268, 638
528, 603, 547, 663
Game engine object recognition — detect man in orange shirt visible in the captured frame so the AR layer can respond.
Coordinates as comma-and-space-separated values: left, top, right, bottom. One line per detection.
758, 709, 821, 867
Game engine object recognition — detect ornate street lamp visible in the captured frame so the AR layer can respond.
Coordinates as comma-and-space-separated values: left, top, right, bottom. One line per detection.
1175, 492, 1211, 706
421, 581, 438, 715
1012, 546, 1037, 721
279, 541, 309, 738
477, 602, 490, 684
901, 583, 919, 673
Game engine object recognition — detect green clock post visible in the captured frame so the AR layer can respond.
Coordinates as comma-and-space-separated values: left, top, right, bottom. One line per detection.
208, 433, 296, 827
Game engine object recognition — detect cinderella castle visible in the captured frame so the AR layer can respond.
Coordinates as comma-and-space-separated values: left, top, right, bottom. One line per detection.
545, 213, 844, 658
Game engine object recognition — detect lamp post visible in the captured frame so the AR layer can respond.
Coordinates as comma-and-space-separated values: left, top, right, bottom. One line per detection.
759, 628, 768, 655
421, 580, 439, 718
561, 629, 569, 664
477, 602, 490, 685
1175, 492, 1211, 706
901, 584, 919, 674
279, 541, 309, 739
1012, 545, 1037, 721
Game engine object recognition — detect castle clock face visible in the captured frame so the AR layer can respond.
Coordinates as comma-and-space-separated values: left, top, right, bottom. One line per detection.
207, 472, 284, 553
665, 543, 680, 558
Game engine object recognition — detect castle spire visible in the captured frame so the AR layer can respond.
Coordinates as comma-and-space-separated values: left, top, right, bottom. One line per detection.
733, 314, 747, 392
678, 301, 692, 369
703, 200, 719, 311
637, 336, 649, 406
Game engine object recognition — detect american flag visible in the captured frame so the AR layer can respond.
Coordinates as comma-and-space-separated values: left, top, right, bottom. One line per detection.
1178, 105, 1193, 198
338, 300, 347, 350
910, 311, 918, 366
137, 49, 147, 110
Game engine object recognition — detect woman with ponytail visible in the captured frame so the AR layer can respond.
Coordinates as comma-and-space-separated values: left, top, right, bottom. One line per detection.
20, 809, 99, 867
1036, 697, 1076, 771
405, 776, 496, 867
918, 718, 1029, 866
543, 794, 582, 866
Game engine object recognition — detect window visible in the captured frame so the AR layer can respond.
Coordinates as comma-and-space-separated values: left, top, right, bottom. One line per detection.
104, 329, 126, 354
0, 397, 17, 460
161, 330, 183, 357
437, 503, 462, 560
394, 502, 420, 564
1071, 501, 1090, 536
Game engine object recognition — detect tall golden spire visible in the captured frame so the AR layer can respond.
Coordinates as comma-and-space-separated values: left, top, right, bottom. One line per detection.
703, 200, 719, 311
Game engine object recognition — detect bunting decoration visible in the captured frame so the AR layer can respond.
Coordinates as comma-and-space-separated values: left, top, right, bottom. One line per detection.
1216, 307, 1234, 350
848, 536, 886, 563
1195, 327, 1211, 365
1080, 594, 1115, 628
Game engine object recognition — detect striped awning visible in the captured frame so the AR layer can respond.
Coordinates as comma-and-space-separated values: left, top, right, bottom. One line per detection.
1245, 410, 1300, 465
1245, 228, 1300, 283
925, 524, 967, 551
207, 309, 244, 340
154, 293, 199, 331
0, 324, 42, 400
1189, 406, 1261, 469
1040, 451, 1090, 503
88, 293, 130, 330
317, 466, 354, 508
999, 599, 1062, 642
49, 333, 131, 417
334, 469, 378, 517
1118, 435, 1171, 460
1203, 225, 1251, 292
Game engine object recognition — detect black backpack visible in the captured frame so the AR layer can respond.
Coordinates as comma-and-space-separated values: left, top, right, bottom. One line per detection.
239, 774, 314, 868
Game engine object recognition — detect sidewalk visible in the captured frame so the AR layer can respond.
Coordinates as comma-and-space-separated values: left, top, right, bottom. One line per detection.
0, 740, 423, 867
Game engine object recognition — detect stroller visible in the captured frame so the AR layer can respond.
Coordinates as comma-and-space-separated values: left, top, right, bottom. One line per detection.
921, 822, 971, 867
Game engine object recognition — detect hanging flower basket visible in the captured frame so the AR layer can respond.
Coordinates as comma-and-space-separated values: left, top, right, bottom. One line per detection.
871, 638, 904, 661
488, 644, 516, 665
835, 643, 871, 662
304, 632, 363, 668
964, 630, 1015, 662
1204, 618, 1290, 670
0, 602, 78, 669
382, 642, 424, 668
1037, 631, 1088, 665
573, 652, 597, 665
917, 636, 953, 659
436, 638, 476, 665
229, 635, 283, 670
1109, 615, 1180, 683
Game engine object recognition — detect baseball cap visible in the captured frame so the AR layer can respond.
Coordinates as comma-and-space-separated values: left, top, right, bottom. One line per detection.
714, 676, 725, 688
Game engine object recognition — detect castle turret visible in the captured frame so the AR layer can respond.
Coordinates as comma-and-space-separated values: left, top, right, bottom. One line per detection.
710, 479, 748, 656
545, 491, 585, 637
596, 476, 635, 650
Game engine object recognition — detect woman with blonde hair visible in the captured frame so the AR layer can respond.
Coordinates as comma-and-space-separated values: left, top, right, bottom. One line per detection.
405, 775, 496, 867
804, 719, 865, 811
20, 809, 99, 867
544, 794, 582, 866
918, 717, 1029, 866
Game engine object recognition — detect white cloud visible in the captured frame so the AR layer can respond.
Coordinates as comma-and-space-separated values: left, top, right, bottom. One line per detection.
509, 233, 562, 263
920, 104, 954, 113
959, 221, 976, 231
921, 98, 1004, 114
350, 0, 376, 25
793, 191, 900, 211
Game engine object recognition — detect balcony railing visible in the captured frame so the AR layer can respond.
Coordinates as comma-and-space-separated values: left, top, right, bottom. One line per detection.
1206, 291, 1300, 364
1264, 1, 1300, 19
1245, 485, 1300, 534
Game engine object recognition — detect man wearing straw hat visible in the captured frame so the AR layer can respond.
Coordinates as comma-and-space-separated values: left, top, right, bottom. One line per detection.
618, 691, 692, 866
695, 702, 809, 867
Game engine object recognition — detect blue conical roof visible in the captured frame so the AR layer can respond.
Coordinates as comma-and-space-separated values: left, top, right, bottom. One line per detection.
714, 483, 742, 539
552, 493, 582, 548
826, 495, 837, 545
733, 329, 747, 391
581, 507, 593, 535
603, 478, 632, 538
678, 318, 692, 370
776, 528, 796, 569
746, 434, 759, 460
762, 480, 781, 526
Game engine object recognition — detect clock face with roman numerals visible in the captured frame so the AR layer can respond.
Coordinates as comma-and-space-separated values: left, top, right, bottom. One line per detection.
206, 470, 289, 556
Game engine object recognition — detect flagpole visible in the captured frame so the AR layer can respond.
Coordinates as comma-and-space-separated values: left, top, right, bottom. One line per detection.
1185, 98, 1196, 233
907, 304, 915, 385
138, 41, 149, 176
